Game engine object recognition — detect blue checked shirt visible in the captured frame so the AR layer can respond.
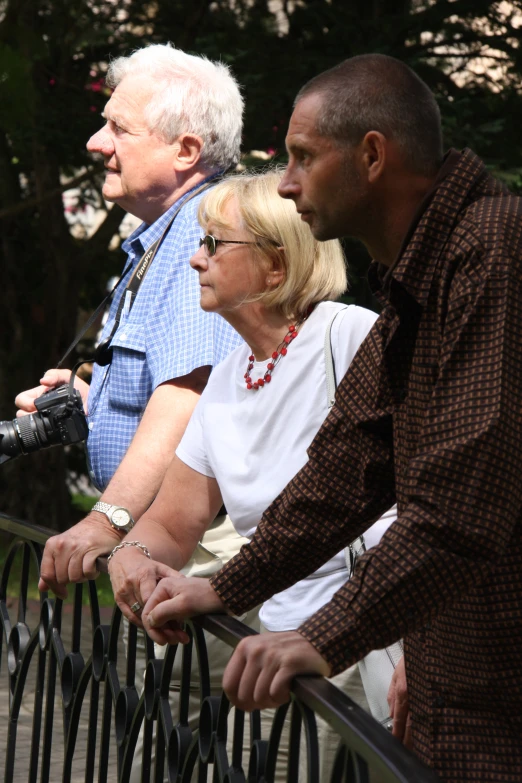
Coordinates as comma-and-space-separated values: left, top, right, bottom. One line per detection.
86, 180, 244, 491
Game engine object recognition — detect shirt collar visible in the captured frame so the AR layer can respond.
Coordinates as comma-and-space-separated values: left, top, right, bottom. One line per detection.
368, 148, 501, 308
122, 171, 223, 259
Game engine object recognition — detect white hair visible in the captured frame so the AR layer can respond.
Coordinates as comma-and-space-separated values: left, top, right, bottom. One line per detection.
106, 44, 243, 171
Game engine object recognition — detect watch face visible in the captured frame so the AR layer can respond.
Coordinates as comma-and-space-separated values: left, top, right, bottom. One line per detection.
112, 508, 131, 528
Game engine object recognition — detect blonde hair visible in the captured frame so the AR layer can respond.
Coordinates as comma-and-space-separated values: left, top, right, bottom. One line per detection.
198, 169, 347, 318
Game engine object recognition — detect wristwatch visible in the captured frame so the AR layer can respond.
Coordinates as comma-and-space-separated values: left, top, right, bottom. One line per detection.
92, 501, 135, 533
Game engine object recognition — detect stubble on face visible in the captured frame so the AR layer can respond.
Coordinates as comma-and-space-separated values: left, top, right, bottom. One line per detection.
306, 143, 368, 243
281, 93, 369, 243
336, 145, 369, 238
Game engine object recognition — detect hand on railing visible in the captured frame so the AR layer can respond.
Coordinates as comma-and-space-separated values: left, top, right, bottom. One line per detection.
107, 547, 181, 627
143, 575, 227, 645
38, 517, 122, 598
222, 630, 332, 712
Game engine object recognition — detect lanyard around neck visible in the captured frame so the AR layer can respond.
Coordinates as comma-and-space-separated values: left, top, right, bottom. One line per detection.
92, 218, 173, 366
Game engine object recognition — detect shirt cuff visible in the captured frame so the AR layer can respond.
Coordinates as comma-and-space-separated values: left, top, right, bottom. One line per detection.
298, 605, 359, 676
209, 551, 266, 616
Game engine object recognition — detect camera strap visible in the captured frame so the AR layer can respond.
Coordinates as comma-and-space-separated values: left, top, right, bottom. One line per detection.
66, 360, 89, 411
56, 176, 219, 370
92, 233, 164, 366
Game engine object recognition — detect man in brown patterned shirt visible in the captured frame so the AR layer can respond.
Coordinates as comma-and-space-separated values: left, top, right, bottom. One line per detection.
143, 55, 522, 781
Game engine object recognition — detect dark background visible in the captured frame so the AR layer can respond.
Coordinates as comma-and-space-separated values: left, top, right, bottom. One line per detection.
1, 0, 521, 529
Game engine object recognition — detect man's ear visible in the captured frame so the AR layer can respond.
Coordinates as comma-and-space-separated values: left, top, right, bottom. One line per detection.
360, 131, 386, 185
174, 133, 204, 171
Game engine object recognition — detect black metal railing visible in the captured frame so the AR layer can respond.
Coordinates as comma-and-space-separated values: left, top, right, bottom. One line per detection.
0, 513, 440, 782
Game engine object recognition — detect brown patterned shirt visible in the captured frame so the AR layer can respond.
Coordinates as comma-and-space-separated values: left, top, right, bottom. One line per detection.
210, 149, 522, 781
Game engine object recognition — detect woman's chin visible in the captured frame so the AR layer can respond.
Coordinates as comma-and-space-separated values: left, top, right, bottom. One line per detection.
199, 293, 217, 313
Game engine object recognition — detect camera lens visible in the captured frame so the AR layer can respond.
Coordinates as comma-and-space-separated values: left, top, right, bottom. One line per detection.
0, 420, 23, 458
0, 413, 50, 459
16, 414, 49, 452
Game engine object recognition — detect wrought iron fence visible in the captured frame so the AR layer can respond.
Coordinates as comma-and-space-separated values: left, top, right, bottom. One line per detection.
0, 513, 440, 783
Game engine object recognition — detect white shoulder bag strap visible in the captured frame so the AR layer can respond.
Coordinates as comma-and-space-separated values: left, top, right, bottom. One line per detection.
324, 308, 342, 410
325, 309, 366, 568
324, 307, 403, 729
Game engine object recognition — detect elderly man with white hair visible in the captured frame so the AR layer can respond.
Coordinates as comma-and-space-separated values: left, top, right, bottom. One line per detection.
15, 42, 250, 781
16, 44, 246, 596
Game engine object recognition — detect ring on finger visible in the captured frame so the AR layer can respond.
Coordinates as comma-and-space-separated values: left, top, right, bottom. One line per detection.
130, 601, 142, 613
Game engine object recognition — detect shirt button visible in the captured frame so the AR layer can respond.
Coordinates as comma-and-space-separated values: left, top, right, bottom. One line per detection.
119, 333, 127, 340
433, 696, 445, 708
397, 387, 407, 402
88, 422, 94, 431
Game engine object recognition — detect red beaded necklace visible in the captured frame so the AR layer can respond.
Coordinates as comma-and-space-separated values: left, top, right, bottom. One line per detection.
244, 309, 312, 391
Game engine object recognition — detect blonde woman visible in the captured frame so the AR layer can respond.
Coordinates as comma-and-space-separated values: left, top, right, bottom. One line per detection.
109, 170, 395, 778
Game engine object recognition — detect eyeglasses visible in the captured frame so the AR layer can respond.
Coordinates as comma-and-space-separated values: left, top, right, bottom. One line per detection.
199, 235, 259, 257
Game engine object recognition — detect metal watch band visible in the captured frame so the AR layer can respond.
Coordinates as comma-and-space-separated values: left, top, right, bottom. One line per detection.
92, 501, 113, 515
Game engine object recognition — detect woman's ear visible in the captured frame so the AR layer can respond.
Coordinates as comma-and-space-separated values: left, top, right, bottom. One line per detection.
266, 249, 285, 288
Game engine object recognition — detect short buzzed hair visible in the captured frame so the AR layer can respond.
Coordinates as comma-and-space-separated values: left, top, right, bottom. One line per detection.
297, 54, 443, 176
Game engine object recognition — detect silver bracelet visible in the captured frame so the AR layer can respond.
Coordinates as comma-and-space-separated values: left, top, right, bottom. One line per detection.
107, 540, 152, 564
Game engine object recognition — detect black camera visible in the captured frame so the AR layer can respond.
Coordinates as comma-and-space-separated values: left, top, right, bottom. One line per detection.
0, 384, 88, 464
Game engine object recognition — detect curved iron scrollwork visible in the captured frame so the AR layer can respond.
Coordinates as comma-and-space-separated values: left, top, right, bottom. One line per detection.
0, 513, 440, 782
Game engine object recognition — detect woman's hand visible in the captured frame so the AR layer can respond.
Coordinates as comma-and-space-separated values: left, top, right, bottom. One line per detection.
108, 546, 180, 627
142, 576, 227, 645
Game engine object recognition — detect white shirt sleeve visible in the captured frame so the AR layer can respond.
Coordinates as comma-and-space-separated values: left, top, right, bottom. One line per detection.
176, 394, 216, 479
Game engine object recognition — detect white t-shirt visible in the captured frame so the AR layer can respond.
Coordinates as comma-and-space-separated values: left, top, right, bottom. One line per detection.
177, 302, 396, 630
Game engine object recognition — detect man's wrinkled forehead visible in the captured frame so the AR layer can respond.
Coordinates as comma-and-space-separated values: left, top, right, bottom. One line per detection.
286, 93, 327, 147
102, 76, 155, 131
